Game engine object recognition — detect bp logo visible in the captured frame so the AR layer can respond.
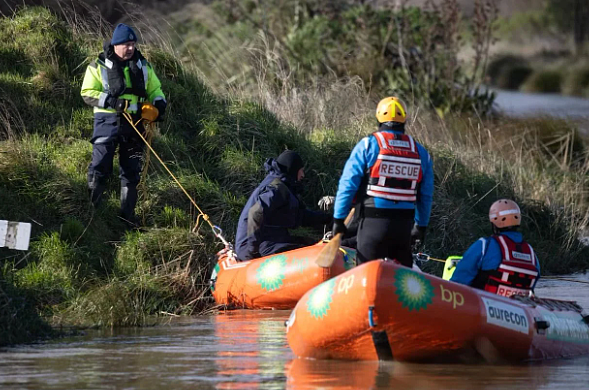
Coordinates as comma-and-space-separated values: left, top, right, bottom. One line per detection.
210, 263, 220, 292
306, 279, 336, 319
394, 268, 434, 311
256, 255, 287, 291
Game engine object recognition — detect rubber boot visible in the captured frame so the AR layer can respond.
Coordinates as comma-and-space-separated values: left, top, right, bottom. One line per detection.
120, 184, 139, 228
88, 174, 106, 207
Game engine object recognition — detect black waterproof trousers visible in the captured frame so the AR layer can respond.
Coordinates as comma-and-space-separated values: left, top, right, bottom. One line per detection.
356, 208, 415, 267
87, 112, 145, 222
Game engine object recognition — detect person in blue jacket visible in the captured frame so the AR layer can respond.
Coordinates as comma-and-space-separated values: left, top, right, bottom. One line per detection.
332, 97, 434, 266
235, 150, 332, 261
451, 199, 541, 297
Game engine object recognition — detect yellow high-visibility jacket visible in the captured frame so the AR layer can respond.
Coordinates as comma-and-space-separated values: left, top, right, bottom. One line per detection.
81, 53, 165, 114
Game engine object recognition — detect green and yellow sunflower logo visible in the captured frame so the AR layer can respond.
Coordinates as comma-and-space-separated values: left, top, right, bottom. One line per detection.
394, 268, 434, 311
257, 255, 287, 291
306, 279, 336, 319
210, 263, 220, 292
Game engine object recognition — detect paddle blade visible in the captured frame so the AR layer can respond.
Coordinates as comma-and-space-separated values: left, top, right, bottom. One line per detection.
315, 233, 342, 268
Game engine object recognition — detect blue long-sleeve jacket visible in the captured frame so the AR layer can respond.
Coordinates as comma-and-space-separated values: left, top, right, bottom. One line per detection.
235, 158, 330, 261
450, 231, 541, 288
333, 129, 434, 226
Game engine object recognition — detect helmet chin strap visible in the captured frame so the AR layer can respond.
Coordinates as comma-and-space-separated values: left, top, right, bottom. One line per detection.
492, 224, 519, 235
378, 122, 406, 132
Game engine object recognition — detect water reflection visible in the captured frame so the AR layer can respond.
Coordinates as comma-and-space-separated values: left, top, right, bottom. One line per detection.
285, 357, 589, 390
213, 311, 289, 389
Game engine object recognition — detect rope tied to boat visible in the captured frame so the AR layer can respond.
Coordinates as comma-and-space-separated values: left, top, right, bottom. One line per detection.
122, 111, 231, 249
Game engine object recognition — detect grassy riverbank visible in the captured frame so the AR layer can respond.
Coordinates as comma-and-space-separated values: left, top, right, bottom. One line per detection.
1, 6, 589, 345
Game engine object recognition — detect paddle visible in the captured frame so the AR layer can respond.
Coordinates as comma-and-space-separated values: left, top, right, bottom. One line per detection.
315, 207, 355, 268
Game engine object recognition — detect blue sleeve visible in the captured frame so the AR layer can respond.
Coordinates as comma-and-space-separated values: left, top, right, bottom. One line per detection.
333, 137, 375, 219
450, 239, 485, 285
533, 254, 541, 289
415, 143, 433, 227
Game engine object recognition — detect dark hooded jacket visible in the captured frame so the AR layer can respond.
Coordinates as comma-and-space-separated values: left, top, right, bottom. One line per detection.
235, 158, 330, 261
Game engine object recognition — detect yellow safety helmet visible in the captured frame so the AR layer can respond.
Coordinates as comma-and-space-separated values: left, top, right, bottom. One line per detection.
141, 102, 159, 123
489, 199, 521, 229
375, 97, 407, 124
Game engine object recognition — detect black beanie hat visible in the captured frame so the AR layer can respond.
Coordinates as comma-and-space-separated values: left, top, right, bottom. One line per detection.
275, 150, 304, 178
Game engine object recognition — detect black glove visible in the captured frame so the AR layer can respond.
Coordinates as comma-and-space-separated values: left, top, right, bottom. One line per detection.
411, 224, 427, 246
154, 100, 167, 122
332, 218, 347, 237
106, 96, 130, 113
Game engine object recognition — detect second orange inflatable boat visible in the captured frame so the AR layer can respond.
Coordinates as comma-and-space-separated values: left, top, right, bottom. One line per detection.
286, 260, 589, 362
210, 242, 356, 309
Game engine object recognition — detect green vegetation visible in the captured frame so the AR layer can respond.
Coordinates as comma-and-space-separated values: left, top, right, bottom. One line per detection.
487, 54, 589, 95
1, 4, 589, 345
0, 6, 343, 343
486, 55, 533, 90
174, 0, 496, 116
522, 69, 562, 93
489, 0, 589, 94
1, 272, 53, 345
562, 63, 589, 97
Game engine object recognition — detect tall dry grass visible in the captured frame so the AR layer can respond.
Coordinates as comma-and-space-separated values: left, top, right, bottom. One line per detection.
226, 36, 589, 271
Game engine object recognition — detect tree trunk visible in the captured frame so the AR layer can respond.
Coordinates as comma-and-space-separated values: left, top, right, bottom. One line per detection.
574, 0, 588, 55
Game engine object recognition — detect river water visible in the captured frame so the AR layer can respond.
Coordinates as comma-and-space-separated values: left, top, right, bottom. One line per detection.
0, 274, 588, 390
493, 89, 589, 120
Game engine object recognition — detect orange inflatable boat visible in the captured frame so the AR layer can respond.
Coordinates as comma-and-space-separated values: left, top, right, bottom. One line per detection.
286, 260, 589, 362
210, 242, 356, 309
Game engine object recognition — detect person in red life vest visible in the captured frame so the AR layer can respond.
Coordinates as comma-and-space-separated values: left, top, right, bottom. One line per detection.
451, 199, 541, 297
332, 97, 434, 266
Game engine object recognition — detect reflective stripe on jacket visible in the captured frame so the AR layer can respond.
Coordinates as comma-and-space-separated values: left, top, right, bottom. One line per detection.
81, 56, 165, 114
482, 235, 539, 297
451, 231, 541, 291
366, 132, 422, 202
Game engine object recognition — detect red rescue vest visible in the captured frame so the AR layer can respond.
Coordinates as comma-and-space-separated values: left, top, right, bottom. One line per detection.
484, 235, 539, 298
366, 132, 422, 202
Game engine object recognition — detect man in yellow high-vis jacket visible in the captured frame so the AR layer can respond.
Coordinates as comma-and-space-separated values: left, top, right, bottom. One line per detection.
81, 23, 166, 226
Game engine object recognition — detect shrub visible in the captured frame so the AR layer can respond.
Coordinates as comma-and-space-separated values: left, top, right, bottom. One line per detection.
522, 70, 563, 93
0, 274, 52, 346
562, 64, 589, 97
177, 1, 497, 116
487, 55, 533, 90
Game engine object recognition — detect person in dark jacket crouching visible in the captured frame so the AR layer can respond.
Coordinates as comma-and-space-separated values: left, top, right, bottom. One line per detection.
234, 150, 332, 261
